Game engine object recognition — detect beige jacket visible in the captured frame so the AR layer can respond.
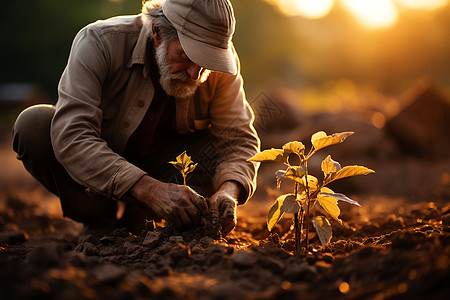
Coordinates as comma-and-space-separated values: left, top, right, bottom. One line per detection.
51, 15, 260, 204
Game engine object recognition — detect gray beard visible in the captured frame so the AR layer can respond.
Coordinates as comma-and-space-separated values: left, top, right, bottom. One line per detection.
155, 39, 201, 98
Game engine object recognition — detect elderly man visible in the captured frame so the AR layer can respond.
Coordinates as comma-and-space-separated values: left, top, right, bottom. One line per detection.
12, 0, 259, 237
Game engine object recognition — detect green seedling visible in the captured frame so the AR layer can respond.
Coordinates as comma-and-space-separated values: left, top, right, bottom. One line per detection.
248, 131, 375, 255
168, 151, 198, 186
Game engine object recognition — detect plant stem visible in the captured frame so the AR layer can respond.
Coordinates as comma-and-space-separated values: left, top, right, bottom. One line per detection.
183, 174, 186, 186
304, 161, 312, 255
299, 205, 304, 255
304, 149, 316, 162
294, 212, 299, 255
294, 182, 301, 256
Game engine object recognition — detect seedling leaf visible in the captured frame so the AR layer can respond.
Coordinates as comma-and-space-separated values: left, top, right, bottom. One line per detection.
281, 194, 301, 214
282, 141, 305, 157
285, 166, 305, 183
168, 151, 197, 185
275, 170, 286, 189
267, 194, 292, 231
332, 165, 375, 182
313, 216, 333, 246
168, 151, 195, 171
311, 131, 327, 143
187, 163, 198, 173
256, 131, 374, 256
248, 148, 285, 163
321, 155, 341, 177
168, 163, 184, 172
317, 187, 342, 225
311, 131, 354, 151
298, 175, 319, 193
320, 192, 361, 207
275, 166, 306, 188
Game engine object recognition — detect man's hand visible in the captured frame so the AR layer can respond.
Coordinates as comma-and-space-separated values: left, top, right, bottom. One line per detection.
209, 181, 241, 236
128, 175, 208, 230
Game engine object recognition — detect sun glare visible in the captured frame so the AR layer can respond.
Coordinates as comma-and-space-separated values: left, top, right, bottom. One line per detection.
395, 0, 448, 10
267, 0, 448, 29
268, 0, 334, 19
341, 0, 398, 29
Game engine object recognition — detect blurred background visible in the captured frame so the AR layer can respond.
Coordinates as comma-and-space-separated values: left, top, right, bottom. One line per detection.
1, 0, 449, 111
0, 0, 449, 211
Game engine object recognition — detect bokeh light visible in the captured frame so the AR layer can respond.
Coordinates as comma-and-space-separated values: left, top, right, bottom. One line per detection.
339, 281, 350, 294
266, 0, 334, 18
341, 0, 398, 29
265, 0, 449, 30
395, 0, 448, 10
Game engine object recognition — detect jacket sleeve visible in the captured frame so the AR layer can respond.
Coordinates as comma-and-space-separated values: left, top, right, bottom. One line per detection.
51, 25, 146, 199
209, 54, 260, 205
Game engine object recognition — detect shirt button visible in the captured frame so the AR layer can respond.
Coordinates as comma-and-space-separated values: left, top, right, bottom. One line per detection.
123, 121, 130, 128
137, 100, 144, 107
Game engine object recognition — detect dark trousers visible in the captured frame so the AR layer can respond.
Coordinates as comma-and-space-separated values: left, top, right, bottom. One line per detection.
12, 105, 218, 230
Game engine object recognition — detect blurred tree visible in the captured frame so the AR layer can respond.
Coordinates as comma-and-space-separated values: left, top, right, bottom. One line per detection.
0, 0, 141, 102
1, 0, 449, 105
232, 0, 307, 99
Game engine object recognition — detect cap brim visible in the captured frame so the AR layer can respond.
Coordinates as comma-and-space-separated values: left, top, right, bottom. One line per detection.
178, 33, 238, 75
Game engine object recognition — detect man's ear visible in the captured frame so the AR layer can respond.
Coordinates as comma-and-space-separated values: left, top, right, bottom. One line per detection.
152, 23, 162, 47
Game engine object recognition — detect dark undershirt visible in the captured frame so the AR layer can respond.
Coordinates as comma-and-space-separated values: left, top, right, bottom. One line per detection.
123, 39, 177, 159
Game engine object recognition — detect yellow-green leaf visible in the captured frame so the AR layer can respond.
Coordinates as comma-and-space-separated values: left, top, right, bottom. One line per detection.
168, 151, 197, 177
297, 175, 319, 193
332, 165, 375, 181
321, 155, 341, 177
267, 194, 291, 231
317, 187, 342, 225
296, 193, 307, 205
248, 148, 285, 163
313, 216, 333, 246
320, 192, 361, 207
275, 170, 286, 189
275, 166, 305, 188
180, 151, 188, 164
311, 131, 327, 144
284, 166, 305, 183
281, 194, 300, 214
282, 141, 305, 157
311, 131, 354, 151
187, 163, 198, 174
168, 161, 183, 171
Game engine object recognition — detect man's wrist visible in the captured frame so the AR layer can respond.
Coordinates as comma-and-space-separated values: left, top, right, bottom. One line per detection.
218, 180, 242, 201
127, 175, 158, 201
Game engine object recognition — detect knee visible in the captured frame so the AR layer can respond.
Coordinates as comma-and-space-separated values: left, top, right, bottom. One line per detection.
13, 104, 56, 157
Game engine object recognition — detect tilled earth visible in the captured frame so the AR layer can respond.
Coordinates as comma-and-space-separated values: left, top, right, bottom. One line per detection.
0, 187, 449, 300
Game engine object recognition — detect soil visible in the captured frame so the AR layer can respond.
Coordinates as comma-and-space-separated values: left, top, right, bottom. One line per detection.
1, 133, 449, 300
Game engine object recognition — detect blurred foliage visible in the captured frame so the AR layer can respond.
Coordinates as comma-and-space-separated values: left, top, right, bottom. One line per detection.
0, 0, 141, 101
1, 0, 449, 105
233, 1, 450, 100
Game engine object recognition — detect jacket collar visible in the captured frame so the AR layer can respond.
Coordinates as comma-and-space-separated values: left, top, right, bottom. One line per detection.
128, 16, 152, 78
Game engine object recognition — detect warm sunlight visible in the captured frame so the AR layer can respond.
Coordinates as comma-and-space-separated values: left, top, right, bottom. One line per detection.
341, 0, 398, 29
266, 0, 449, 30
267, 0, 334, 18
395, 0, 449, 10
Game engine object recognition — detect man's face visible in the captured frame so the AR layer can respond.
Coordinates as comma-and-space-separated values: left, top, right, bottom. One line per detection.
155, 38, 210, 98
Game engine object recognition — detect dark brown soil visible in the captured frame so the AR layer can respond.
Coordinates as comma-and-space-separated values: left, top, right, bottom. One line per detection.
1, 183, 449, 300
1, 118, 449, 300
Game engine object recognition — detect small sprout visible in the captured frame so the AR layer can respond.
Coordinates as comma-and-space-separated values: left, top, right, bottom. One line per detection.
168, 151, 197, 186
248, 131, 375, 255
